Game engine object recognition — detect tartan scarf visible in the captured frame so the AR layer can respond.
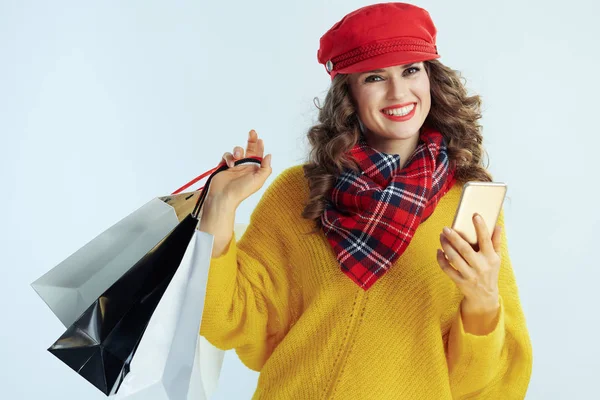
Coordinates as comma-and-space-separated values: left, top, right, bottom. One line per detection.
321, 126, 457, 290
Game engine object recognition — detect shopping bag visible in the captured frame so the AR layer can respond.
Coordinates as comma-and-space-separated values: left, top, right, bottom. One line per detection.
47, 212, 200, 395
190, 336, 226, 399
118, 222, 250, 400
39, 157, 261, 397
31, 198, 180, 328
187, 222, 249, 399
30, 158, 223, 329
113, 229, 214, 400
30, 178, 212, 329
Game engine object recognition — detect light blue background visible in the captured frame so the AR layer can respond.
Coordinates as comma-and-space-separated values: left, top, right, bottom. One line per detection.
1, 0, 598, 398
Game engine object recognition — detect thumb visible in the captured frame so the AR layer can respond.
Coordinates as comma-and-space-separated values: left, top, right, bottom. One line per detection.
259, 154, 272, 175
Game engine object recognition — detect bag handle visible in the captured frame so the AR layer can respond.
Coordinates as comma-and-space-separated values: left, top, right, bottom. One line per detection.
171, 156, 263, 218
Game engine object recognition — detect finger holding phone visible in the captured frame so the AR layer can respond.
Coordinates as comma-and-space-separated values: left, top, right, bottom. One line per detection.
436, 182, 506, 316
437, 213, 503, 311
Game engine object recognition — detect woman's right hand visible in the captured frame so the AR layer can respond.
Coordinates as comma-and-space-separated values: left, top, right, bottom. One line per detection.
206, 129, 272, 209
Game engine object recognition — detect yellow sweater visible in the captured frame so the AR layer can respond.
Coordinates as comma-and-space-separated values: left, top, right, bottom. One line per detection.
200, 165, 533, 399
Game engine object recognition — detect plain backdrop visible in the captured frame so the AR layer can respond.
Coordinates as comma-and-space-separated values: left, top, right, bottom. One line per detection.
1, 0, 599, 399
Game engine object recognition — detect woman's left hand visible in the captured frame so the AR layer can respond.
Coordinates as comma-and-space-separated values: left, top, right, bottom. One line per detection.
437, 213, 503, 313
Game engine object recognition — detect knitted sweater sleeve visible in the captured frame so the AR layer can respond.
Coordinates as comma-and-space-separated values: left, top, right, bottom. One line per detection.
199, 170, 299, 372
446, 208, 533, 399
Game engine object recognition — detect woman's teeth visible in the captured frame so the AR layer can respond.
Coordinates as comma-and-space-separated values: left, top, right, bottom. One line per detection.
382, 104, 415, 116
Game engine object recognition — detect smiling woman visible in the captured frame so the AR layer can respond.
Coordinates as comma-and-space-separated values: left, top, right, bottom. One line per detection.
199, 2, 533, 399
347, 62, 431, 165
302, 57, 494, 223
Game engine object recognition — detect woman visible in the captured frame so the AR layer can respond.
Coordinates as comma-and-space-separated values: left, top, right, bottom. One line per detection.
199, 3, 533, 399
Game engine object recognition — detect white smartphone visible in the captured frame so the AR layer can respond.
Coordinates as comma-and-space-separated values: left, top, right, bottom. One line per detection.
451, 181, 507, 246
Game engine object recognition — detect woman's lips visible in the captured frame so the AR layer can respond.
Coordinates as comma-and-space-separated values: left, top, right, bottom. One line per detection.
381, 103, 416, 122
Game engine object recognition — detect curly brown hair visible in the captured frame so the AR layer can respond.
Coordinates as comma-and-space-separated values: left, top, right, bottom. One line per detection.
301, 59, 494, 233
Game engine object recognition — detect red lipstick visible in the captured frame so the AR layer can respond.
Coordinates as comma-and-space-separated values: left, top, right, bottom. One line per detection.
381, 102, 417, 122
381, 102, 416, 111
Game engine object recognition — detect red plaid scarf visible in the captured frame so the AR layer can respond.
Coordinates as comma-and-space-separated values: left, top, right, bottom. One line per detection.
321, 126, 458, 290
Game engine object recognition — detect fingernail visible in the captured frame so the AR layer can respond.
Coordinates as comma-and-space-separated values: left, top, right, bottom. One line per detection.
474, 213, 482, 221
443, 227, 452, 235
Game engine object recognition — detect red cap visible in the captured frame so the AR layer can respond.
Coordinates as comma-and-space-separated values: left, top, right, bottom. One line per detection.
317, 3, 441, 80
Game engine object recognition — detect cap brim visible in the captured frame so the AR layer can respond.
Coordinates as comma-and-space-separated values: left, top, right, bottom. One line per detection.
335, 51, 440, 75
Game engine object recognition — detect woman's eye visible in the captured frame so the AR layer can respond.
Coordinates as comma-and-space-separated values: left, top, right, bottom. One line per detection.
405, 67, 420, 75
365, 75, 383, 83
365, 67, 420, 83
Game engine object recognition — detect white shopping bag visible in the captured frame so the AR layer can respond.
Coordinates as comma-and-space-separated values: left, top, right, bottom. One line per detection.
192, 222, 248, 398
189, 336, 226, 399
114, 230, 217, 400
114, 222, 248, 399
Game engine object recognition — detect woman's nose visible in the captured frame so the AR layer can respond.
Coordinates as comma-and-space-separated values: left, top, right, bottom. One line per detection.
387, 77, 409, 99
